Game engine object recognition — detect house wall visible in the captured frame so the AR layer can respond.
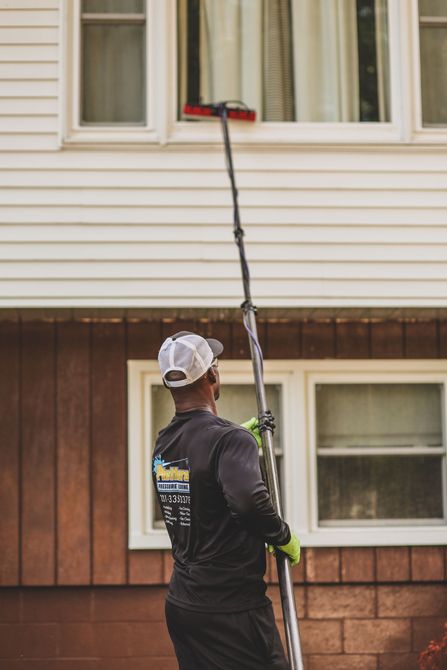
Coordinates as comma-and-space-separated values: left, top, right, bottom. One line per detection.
1, 2, 447, 667
1, 315, 447, 669
2, 2, 447, 308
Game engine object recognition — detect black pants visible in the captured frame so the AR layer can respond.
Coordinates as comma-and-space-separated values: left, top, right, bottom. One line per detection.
165, 600, 290, 670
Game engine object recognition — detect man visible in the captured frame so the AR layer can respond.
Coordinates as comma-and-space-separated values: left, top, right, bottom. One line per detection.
152, 331, 300, 670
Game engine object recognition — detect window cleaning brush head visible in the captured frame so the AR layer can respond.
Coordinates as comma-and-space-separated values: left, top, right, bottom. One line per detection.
183, 102, 256, 122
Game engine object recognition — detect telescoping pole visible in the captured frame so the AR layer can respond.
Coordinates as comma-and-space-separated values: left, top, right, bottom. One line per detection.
219, 104, 305, 670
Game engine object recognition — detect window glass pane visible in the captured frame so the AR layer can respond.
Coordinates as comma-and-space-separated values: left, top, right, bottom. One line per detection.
82, 23, 145, 124
419, 0, 447, 15
151, 383, 281, 524
151, 383, 281, 452
318, 455, 444, 521
316, 383, 443, 448
82, 0, 144, 13
178, 0, 390, 122
218, 384, 282, 453
419, 26, 447, 125
316, 382, 445, 524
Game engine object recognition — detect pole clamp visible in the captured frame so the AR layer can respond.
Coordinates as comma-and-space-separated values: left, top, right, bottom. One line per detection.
259, 410, 276, 435
233, 227, 244, 243
241, 299, 257, 314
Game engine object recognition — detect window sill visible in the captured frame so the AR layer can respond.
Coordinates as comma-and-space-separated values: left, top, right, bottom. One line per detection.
129, 526, 447, 550
129, 530, 171, 550
299, 526, 447, 547
412, 127, 447, 144
61, 122, 403, 148
59, 123, 447, 149
60, 126, 160, 147
167, 121, 402, 146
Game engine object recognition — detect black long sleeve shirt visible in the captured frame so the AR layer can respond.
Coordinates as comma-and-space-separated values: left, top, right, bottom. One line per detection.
152, 409, 290, 612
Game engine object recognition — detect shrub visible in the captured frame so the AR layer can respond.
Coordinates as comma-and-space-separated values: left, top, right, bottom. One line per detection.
419, 623, 447, 670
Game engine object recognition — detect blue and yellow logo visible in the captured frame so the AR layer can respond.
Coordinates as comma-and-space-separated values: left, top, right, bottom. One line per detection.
153, 456, 190, 493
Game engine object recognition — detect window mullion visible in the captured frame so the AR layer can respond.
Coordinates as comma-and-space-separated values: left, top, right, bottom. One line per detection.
81, 13, 146, 24
419, 16, 447, 27
317, 446, 445, 457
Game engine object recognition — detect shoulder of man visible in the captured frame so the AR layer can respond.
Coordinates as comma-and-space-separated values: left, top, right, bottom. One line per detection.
210, 419, 258, 451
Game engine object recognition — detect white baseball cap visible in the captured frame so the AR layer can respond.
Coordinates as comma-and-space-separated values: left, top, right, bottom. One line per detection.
158, 331, 224, 388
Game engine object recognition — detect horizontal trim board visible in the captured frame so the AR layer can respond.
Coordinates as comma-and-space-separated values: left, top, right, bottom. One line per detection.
4, 278, 447, 299
1, 224, 446, 245
4, 298, 447, 309
2, 307, 446, 319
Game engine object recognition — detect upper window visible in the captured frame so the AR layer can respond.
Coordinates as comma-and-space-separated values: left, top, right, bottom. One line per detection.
177, 0, 390, 122
81, 0, 146, 125
419, 0, 447, 126
63, 1, 447, 145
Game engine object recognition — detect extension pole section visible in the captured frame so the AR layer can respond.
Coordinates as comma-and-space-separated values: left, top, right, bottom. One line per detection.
220, 107, 304, 670
244, 307, 304, 670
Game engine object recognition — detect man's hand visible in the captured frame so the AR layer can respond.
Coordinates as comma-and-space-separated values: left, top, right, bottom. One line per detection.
268, 532, 301, 567
240, 416, 262, 448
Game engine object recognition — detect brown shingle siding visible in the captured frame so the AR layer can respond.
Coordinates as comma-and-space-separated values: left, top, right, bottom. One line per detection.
1, 316, 446, 667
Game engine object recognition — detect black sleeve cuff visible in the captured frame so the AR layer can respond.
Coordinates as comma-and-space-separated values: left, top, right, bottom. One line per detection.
265, 521, 291, 547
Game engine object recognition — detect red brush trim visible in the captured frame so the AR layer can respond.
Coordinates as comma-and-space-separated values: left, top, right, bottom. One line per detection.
183, 103, 256, 122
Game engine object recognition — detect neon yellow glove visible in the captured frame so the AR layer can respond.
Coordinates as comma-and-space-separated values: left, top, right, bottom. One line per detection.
240, 416, 262, 448
268, 532, 301, 567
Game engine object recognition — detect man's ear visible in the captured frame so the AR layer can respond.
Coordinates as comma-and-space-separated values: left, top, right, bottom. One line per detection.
207, 367, 217, 384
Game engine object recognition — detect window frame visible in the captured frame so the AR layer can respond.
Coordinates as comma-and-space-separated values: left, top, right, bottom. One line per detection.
61, 0, 424, 147
409, 0, 447, 142
61, 0, 164, 145
127, 359, 295, 549
168, 0, 403, 145
308, 370, 447, 532
128, 358, 447, 550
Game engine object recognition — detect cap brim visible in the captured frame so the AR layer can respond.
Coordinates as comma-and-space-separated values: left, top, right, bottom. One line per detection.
206, 337, 224, 358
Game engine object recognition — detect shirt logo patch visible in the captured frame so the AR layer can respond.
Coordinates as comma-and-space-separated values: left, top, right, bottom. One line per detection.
153, 456, 190, 493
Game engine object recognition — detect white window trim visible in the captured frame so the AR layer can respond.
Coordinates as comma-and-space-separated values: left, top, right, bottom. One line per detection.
128, 358, 447, 550
60, 0, 166, 146
127, 359, 295, 549
408, 0, 447, 143
166, 0, 403, 145
306, 364, 447, 545
59, 0, 426, 148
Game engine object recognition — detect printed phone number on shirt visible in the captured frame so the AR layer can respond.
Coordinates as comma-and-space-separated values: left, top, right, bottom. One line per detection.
160, 493, 190, 505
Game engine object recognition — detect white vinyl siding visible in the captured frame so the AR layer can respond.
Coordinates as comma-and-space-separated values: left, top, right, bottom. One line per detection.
1, 1, 447, 307
2, 150, 447, 307
0, 1, 59, 152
